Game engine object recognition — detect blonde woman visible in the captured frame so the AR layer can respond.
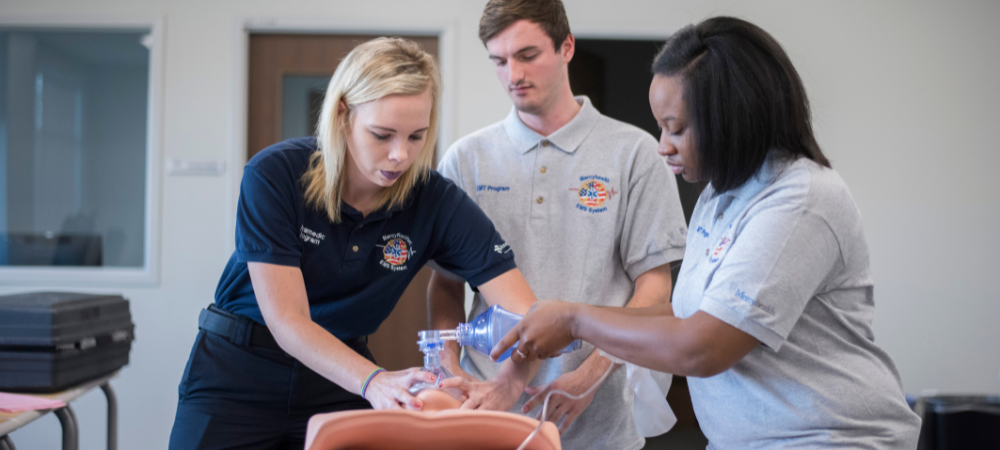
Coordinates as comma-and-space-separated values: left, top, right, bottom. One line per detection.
169, 38, 539, 449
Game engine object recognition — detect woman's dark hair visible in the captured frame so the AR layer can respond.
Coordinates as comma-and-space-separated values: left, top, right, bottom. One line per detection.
652, 16, 830, 193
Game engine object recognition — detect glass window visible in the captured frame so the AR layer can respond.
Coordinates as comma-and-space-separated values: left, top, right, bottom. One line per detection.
282, 75, 331, 141
0, 29, 151, 268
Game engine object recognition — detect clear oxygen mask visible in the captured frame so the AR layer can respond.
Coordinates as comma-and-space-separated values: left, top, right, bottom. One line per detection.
407, 329, 464, 399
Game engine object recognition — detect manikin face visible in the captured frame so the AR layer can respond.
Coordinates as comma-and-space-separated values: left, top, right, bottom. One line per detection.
485, 20, 573, 115
649, 74, 700, 183
344, 90, 432, 191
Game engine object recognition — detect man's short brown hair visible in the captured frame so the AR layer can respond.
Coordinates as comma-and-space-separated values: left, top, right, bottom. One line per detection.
479, 0, 571, 51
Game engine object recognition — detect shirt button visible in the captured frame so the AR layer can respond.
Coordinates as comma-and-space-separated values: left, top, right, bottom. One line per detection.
717, 213, 724, 220
541, 140, 550, 147
706, 248, 710, 256
352, 245, 359, 253
536, 196, 544, 204
540, 166, 547, 174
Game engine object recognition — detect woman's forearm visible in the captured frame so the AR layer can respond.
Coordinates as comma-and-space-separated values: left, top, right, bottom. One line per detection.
574, 304, 695, 374
573, 306, 759, 377
249, 262, 378, 395
268, 310, 378, 395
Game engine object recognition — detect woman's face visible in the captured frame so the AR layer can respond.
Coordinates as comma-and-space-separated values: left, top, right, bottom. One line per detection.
649, 74, 699, 183
344, 90, 433, 191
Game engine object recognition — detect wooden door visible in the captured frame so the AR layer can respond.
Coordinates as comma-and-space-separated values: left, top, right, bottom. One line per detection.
248, 33, 439, 370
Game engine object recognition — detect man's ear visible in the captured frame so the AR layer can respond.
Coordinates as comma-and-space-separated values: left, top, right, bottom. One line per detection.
560, 33, 575, 63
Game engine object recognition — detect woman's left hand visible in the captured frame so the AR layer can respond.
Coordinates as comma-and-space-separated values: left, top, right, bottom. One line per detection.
364, 368, 437, 410
491, 299, 580, 363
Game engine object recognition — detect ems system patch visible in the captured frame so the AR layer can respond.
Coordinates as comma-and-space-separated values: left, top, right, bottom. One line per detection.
377, 233, 414, 272
708, 233, 732, 263
569, 175, 618, 214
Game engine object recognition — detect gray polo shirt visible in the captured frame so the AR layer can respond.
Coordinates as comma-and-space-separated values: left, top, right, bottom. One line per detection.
672, 154, 921, 449
436, 97, 687, 450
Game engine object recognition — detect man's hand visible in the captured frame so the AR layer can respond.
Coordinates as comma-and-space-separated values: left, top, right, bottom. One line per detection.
439, 341, 478, 383
522, 352, 614, 434
439, 375, 524, 412
447, 365, 479, 383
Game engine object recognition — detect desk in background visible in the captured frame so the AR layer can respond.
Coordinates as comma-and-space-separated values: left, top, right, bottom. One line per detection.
0, 371, 118, 450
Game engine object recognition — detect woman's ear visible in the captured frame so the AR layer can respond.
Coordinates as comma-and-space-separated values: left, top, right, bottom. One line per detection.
338, 100, 351, 134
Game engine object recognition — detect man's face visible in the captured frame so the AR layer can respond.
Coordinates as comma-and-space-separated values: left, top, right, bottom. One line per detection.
485, 20, 573, 115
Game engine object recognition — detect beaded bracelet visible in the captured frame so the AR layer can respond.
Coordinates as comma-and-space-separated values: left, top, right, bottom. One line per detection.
361, 367, 385, 400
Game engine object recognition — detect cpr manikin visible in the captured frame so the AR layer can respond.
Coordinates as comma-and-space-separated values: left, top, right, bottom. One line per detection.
303, 309, 599, 450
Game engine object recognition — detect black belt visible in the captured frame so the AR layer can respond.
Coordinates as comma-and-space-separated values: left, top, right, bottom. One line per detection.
198, 305, 282, 349
197, 305, 369, 352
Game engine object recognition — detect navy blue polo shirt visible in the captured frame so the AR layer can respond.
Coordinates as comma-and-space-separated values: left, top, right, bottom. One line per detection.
214, 137, 516, 340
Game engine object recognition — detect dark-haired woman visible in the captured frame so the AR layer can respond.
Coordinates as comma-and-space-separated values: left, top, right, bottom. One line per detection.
490, 16, 921, 448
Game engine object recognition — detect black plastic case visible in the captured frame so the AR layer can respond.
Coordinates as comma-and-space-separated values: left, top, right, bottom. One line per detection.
0, 292, 134, 392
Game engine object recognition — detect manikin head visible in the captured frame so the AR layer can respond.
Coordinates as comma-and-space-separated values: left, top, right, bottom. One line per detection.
479, 0, 575, 116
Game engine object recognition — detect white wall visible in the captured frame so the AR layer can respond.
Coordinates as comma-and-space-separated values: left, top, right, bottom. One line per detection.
1, 0, 998, 448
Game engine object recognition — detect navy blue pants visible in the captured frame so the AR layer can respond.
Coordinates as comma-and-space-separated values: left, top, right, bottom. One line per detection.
168, 331, 374, 450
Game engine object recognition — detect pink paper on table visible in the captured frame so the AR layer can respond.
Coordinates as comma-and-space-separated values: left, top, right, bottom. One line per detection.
0, 392, 66, 413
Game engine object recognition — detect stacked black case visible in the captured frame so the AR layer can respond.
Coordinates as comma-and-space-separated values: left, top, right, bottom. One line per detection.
0, 292, 134, 392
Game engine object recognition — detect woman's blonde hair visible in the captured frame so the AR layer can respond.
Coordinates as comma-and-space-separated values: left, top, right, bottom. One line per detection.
303, 37, 441, 223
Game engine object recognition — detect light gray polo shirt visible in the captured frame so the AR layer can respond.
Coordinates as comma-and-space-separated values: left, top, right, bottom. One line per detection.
436, 97, 687, 450
672, 154, 921, 449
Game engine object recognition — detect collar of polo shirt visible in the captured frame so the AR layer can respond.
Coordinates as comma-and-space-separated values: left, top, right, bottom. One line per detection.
717, 150, 792, 201
502, 96, 601, 155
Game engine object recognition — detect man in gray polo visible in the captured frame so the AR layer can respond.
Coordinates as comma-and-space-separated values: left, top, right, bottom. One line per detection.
428, 1, 687, 449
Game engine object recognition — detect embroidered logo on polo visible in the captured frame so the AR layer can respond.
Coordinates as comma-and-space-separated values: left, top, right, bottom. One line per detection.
300, 226, 325, 245
384, 240, 408, 265
477, 185, 511, 193
708, 234, 732, 263
494, 242, 511, 254
377, 233, 415, 272
569, 175, 618, 214
729, 282, 775, 316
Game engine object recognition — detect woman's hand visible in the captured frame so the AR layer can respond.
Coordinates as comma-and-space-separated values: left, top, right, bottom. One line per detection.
490, 300, 581, 363
363, 368, 438, 410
